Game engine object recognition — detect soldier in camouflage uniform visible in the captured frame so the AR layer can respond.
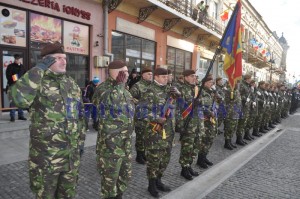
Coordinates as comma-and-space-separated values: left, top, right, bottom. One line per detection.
223, 82, 242, 150
130, 67, 153, 164
176, 69, 204, 180
253, 81, 266, 136
215, 77, 226, 134
236, 75, 252, 144
261, 83, 272, 132
93, 60, 135, 199
137, 68, 180, 198
268, 84, 277, 128
8, 42, 86, 199
245, 80, 257, 139
197, 76, 217, 169
276, 84, 285, 123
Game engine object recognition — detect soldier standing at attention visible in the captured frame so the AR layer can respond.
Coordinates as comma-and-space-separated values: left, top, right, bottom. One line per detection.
215, 77, 226, 134
93, 60, 135, 199
138, 68, 180, 198
8, 42, 86, 198
244, 80, 257, 140
130, 67, 153, 164
197, 76, 217, 169
253, 81, 266, 136
177, 69, 203, 180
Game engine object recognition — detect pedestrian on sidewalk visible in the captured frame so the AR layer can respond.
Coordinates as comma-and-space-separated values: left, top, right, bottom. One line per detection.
8, 42, 86, 198
5, 54, 27, 122
93, 60, 135, 199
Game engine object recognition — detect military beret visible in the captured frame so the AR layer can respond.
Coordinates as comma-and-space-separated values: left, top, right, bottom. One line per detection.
244, 74, 252, 80
216, 76, 222, 82
250, 80, 256, 84
108, 60, 127, 69
202, 76, 213, 83
141, 67, 152, 74
40, 42, 65, 57
167, 69, 172, 74
258, 81, 265, 86
154, 67, 168, 76
14, 54, 21, 59
182, 69, 195, 77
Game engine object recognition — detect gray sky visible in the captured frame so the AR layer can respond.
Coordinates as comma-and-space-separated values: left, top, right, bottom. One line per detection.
249, 0, 300, 83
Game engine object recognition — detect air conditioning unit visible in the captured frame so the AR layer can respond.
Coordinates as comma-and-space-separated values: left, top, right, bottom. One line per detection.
94, 56, 110, 67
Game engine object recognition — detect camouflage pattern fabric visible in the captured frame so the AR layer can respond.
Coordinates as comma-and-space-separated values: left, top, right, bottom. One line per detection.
9, 67, 86, 198
262, 90, 271, 127
245, 87, 258, 132
268, 91, 277, 123
236, 80, 252, 137
130, 78, 152, 152
253, 87, 266, 131
216, 84, 226, 127
137, 81, 175, 179
93, 77, 135, 198
176, 82, 204, 167
198, 87, 217, 155
223, 87, 241, 139
277, 90, 284, 120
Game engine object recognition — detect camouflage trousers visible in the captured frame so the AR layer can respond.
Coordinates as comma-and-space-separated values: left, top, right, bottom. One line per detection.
245, 114, 256, 132
179, 125, 198, 167
253, 108, 265, 131
29, 166, 79, 199
96, 154, 132, 198
198, 120, 217, 155
224, 118, 238, 139
262, 107, 271, 126
134, 120, 147, 152
146, 147, 172, 179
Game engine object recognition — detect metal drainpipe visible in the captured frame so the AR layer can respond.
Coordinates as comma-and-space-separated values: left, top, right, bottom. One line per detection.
103, 0, 114, 60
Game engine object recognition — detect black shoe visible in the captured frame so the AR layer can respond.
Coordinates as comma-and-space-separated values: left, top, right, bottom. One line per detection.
18, 116, 27, 120
259, 127, 267, 133
204, 155, 213, 166
10, 117, 15, 122
197, 155, 208, 169
224, 139, 233, 150
115, 193, 123, 199
242, 140, 248, 145
181, 167, 193, 180
249, 134, 255, 140
269, 123, 275, 128
244, 134, 252, 141
148, 179, 159, 198
136, 151, 146, 164
156, 178, 171, 192
236, 136, 245, 146
188, 167, 199, 176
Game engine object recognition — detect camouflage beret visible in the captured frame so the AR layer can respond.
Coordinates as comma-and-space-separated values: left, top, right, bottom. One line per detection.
108, 60, 127, 69
154, 67, 168, 76
182, 69, 195, 77
41, 42, 65, 57
141, 67, 152, 74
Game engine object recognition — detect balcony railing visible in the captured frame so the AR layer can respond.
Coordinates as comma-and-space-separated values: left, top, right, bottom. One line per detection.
158, 0, 225, 35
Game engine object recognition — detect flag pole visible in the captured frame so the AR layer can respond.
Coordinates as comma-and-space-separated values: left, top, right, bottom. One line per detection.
183, 0, 241, 129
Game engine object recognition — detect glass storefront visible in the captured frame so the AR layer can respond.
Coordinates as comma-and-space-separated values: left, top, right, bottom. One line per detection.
112, 31, 156, 74
167, 46, 192, 78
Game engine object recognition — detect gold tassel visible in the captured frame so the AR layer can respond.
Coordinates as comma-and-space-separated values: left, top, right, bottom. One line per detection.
162, 129, 166, 139
230, 91, 234, 99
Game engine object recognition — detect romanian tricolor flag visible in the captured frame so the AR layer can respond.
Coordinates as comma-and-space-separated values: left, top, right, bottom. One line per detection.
220, 0, 242, 90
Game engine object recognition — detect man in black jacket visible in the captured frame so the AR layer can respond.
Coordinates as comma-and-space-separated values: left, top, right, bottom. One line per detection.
6, 54, 27, 122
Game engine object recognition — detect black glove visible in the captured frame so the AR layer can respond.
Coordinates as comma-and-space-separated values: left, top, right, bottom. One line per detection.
36, 56, 56, 70
116, 71, 127, 84
79, 145, 84, 157
169, 86, 181, 97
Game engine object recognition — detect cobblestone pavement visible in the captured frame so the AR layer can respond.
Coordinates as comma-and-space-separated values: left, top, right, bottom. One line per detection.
204, 115, 300, 199
1, 113, 299, 199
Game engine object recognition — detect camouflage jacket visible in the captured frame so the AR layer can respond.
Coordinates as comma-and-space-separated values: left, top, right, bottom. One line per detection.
201, 87, 215, 120
129, 78, 152, 102
256, 87, 266, 108
239, 80, 252, 110
92, 77, 135, 157
9, 67, 86, 172
224, 87, 242, 119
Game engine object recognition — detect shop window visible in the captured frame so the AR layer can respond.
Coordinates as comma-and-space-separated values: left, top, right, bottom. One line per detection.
167, 46, 192, 78
112, 32, 125, 60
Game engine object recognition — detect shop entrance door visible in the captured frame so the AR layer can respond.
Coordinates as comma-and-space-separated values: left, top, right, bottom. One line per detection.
1, 48, 26, 111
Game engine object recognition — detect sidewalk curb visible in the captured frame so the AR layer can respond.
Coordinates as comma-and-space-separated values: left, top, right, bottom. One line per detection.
162, 127, 285, 199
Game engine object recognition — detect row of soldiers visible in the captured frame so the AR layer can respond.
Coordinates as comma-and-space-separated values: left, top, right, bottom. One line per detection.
92, 60, 299, 199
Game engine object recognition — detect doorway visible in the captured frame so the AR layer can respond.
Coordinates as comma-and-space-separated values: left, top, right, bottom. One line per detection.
1, 48, 27, 110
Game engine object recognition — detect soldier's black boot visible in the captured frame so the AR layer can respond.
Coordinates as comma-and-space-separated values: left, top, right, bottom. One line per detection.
148, 179, 159, 198
156, 177, 171, 191
204, 155, 213, 166
259, 127, 267, 133
244, 130, 252, 141
188, 166, 199, 176
142, 151, 147, 161
181, 167, 193, 180
136, 151, 146, 164
115, 193, 123, 199
269, 122, 275, 129
229, 139, 237, 148
236, 136, 245, 146
224, 139, 233, 150
264, 125, 270, 131
252, 128, 262, 137
197, 154, 208, 169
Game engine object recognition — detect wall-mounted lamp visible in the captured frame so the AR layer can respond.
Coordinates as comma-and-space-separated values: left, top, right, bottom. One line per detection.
95, 41, 99, 47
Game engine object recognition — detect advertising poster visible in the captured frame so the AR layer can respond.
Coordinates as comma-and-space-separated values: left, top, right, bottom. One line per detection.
0, 6, 26, 47
63, 21, 89, 55
30, 13, 62, 48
